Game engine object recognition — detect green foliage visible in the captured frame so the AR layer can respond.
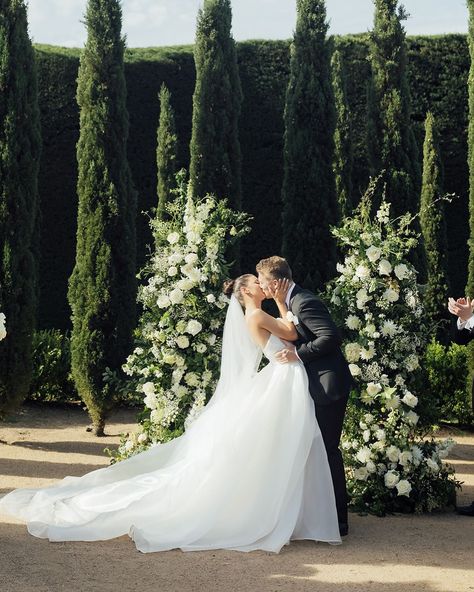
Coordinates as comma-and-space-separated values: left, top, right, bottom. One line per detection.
0, 0, 41, 418
189, 0, 242, 213
281, 0, 338, 291
366, 0, 421, 218
156, 83, 178, 220
68, 0, 137, 435
31, 36, 471, 328
28, 330, 77, 403
419, 112, 450, 332
417, 339, 473, 426
332, 47, 353, 216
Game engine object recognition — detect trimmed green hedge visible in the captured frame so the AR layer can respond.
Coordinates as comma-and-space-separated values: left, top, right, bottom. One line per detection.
35, 35, 470, 329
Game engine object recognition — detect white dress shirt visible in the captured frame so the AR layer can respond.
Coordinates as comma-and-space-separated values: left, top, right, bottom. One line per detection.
285, 282, 296, 308
458, 315, 474, 331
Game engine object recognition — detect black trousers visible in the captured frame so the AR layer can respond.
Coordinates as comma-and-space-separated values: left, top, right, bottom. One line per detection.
315, 397, 348, 525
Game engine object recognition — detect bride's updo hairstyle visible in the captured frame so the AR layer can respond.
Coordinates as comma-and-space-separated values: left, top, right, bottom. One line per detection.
222, 274, 254, 307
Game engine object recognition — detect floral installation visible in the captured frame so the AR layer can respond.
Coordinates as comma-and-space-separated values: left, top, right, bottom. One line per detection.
326, 180, 460, 515
0, 312, 6, 341
109, 173, 251, 462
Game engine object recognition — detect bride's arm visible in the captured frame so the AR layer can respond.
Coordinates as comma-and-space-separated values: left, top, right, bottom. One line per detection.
247, 309, 298, 341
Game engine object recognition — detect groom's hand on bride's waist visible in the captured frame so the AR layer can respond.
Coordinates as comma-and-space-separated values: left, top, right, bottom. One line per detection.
275, 346, 299, 364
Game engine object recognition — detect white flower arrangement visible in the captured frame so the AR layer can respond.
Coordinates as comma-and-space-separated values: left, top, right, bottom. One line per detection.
326, 184, 459, 514
112, 176, 251, 461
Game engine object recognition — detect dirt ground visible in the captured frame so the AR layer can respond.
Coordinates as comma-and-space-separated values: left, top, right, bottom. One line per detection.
0, 404, 473, 592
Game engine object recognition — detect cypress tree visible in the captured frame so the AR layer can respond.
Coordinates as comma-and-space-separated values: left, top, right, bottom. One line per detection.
156, 83, 178, 220
331, 48, 353, 217
0, 0, 41, 417
367, 0, 420, 217
68, 0, 136, 436
189, 0, 242, 211
419, 112, 450, 329
281, 0, 338, 291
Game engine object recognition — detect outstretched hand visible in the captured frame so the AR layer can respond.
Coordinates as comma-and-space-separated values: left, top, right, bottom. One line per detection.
268, 278, 291, 305
448, 297, 474, 322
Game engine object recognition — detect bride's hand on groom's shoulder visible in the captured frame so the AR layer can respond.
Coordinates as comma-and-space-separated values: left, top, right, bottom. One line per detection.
268, 278, 290, 304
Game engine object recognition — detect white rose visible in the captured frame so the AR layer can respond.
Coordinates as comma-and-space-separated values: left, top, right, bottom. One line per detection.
167, 266, 178, 277
386, 445, 401, 463
384, 470, 400, 489
404, 410, 419, 426
349, 363, 361, 377
177, 278, 194, 291
366, 246, 382, 262
355, 264, 371, 280
186, 320, 203, 336
207, 334, 216, 346
398, 450, 413, 466
378, 259, 392, 276
375, 429, 386, 441
354, 467, 369, 481
167, 232, 180, 244
169, 288, 184, 305
356, 447, 373, 464
396, 479, 412, 497
206, 294, 216, 304
142, 382, 155, 396
366, 460, 377, 474
381, 320, 398, 337
137, 433, 148, 444
345, 315, 361, 330
402, 392, 418, 408
394, 264, 409, 280
196, 343, 207, 353
383, 288, 399, 303
363, 429, 371, 443
124, 440, 134, 452
168, 252, 183, 265
185, 253, 199, 264
176, 335, 190, 349
157, 294, 171, 308
367, 382, 382, 397
345, 342, 361, 362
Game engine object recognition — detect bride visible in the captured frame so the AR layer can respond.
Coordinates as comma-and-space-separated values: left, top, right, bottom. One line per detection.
0, 274, 341, 552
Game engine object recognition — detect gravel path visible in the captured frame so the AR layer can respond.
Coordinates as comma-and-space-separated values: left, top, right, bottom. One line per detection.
1, 404, 473, 592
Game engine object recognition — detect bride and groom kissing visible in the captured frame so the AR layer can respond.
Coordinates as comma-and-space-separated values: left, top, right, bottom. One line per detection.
0, 256, 353, 553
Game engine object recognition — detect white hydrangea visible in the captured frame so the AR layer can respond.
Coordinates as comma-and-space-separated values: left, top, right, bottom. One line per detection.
345, 342, 361, 362
167, 231, 180, 244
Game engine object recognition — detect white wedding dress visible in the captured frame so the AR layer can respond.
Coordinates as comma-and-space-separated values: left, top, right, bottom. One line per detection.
0, 296, 341, 552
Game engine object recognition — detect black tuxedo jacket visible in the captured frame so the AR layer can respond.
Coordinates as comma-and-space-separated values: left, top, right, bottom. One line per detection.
452, 322, 474, 345
289, 285, 353, 406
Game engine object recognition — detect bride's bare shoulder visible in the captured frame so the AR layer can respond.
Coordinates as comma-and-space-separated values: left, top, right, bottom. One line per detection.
245, 309, 267, 326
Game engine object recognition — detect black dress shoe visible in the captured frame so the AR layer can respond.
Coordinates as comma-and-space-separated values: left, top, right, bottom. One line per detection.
456, 501, 474, 516
339, 522, 349, 536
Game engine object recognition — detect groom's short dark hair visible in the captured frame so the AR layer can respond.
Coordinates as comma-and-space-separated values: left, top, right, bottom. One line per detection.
256, 256, 293, 281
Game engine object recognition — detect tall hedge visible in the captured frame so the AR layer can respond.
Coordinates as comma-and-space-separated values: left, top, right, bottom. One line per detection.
189, 0, 242, 212
367, 0, 420, 217
156, 83, 178, 220
281, 0, 338, 291
68, 0, 136, 435
0, 0, 41, 417
31, 35, 470, 329
420, 112, 450, 331
332, 47, 353, 217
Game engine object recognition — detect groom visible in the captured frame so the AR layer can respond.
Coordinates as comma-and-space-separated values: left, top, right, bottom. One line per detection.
256, 256, 353, 536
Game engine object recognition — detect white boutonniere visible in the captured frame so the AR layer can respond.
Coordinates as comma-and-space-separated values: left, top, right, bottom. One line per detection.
285, 311, 299, 326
